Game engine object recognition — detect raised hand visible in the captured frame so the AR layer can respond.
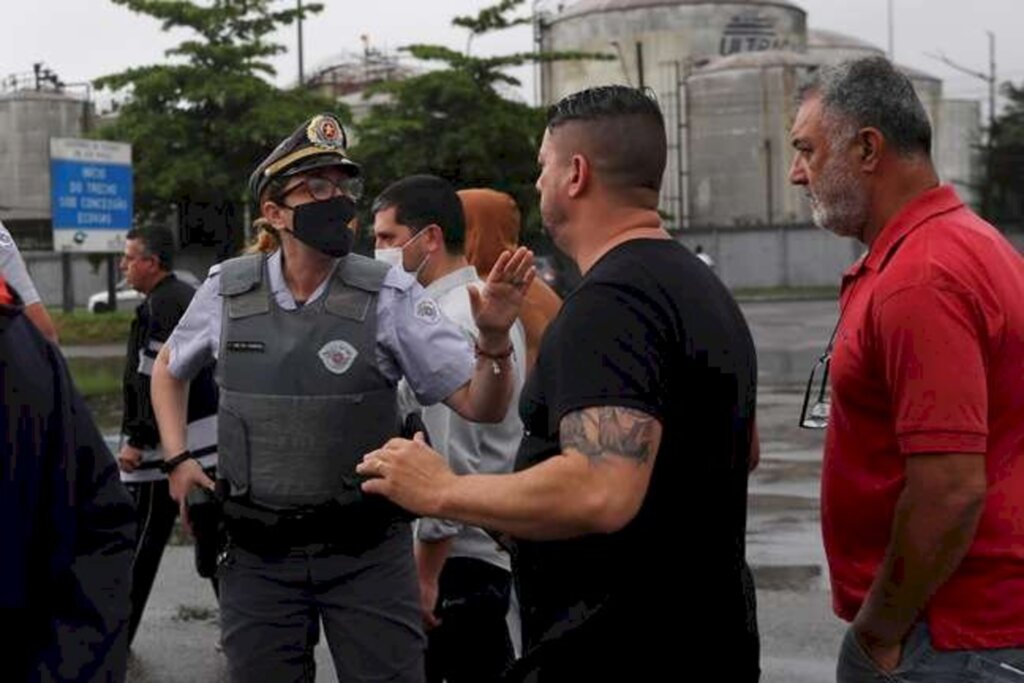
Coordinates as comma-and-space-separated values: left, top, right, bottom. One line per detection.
468, 246, 535, 340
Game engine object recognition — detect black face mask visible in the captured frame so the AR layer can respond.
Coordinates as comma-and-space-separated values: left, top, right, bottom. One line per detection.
289, 195, 357, 257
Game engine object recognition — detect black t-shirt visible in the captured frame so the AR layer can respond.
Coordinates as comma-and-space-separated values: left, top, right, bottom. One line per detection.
122, 274, 218, 449
513, 239, 759, 678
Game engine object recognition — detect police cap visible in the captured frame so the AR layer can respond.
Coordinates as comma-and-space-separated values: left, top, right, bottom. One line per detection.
248, 113, 361, 203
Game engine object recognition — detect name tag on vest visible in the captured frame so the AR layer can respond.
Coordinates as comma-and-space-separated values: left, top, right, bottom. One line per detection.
227, 341, 265, 353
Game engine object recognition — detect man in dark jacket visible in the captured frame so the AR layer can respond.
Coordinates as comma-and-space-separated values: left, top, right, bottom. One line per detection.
116, 226, 219, 645
0, 273, 136, 682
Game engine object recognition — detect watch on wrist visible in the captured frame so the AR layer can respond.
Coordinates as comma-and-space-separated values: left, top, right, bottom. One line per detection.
160, 449, 194, 475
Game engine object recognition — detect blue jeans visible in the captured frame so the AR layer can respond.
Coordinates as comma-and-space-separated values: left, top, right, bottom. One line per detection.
838, 623, 1024, 682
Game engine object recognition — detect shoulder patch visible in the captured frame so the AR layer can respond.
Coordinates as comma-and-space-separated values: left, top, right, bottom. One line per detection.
318, 339, 358, 375
414, 298, 441, 325
0, 230, 13, 250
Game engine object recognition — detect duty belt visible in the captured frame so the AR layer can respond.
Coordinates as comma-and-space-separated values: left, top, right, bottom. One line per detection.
222, 497, 404, 556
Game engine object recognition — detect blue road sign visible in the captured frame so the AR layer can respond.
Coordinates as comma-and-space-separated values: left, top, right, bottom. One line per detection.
50, 138, 133, 253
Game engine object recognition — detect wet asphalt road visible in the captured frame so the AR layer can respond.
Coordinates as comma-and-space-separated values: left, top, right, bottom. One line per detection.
123, 299, 848, 683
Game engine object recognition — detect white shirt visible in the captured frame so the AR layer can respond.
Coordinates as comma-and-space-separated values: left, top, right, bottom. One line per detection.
0, 221, 41, 305
400, 265, 526, 571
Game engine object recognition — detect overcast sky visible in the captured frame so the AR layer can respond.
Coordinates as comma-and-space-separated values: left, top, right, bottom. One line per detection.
2, 0, 1020, 115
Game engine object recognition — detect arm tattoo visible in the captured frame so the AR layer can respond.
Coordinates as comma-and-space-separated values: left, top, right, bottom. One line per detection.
559, 407, 660, 465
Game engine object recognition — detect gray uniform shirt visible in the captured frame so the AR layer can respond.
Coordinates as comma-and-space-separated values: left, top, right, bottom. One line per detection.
166, 249, 474, 407
0, 221, 41, 305
400, 266, 526, 572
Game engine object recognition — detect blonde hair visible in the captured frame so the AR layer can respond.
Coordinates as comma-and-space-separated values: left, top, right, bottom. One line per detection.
244, 217, 281, 255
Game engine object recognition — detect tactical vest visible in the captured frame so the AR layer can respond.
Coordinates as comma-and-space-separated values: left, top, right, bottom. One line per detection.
216, 252, 398, 510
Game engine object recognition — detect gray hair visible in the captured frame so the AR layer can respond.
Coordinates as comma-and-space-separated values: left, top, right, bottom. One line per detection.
801, 56, 932, 158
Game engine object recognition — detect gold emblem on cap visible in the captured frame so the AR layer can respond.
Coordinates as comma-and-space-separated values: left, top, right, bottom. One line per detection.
263, 115, 349, 178
306, 114, 346, 151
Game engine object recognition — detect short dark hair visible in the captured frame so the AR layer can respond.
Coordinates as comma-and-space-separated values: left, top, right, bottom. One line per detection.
126, 226, 175, 270
371, 175, 466, 253
546, 85, 667, 193
802, 57, 932, 157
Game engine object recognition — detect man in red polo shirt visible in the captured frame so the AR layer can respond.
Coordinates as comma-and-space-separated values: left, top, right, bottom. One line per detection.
790, 56, 1024, 682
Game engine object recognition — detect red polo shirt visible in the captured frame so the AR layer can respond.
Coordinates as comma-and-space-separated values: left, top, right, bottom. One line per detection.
822, 185, 1024, 650
0, 275, 11, 306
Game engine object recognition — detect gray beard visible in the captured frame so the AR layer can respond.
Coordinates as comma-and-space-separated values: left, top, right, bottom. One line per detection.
809, 165, 868, 239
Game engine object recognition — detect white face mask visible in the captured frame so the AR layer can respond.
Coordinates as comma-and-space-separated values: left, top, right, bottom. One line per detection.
374, 227, 430, 273
374, 246, 403, 268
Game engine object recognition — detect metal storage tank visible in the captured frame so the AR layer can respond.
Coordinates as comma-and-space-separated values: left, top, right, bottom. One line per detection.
805, 30, 946, 147
537, 0, 808, 105
806, 28, 884, 63
0, 90, 88, 246
536, 0, 806, 228
685, 50, 819, 228
805, 29, 942, 127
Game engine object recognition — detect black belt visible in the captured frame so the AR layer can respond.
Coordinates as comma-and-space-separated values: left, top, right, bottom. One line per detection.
222, 497, 403, 556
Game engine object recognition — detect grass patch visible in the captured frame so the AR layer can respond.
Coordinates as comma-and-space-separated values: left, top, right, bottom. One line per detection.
66, 357, 124, 396
169, 519, 194, 547
175, 605, 217, 622
66, 357, 125, 433
82, 392, 123, 434
50, 308, 133, 345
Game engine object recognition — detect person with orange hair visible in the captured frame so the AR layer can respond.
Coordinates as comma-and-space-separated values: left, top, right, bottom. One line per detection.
460, 189, 561, 373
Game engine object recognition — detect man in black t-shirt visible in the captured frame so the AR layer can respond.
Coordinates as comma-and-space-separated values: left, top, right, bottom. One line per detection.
359, 85, 761, 681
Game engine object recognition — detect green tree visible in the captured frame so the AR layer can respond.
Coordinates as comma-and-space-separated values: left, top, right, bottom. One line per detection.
94, 0, 341, 258
350, 0, 609, 239
987, 81, 1024, 226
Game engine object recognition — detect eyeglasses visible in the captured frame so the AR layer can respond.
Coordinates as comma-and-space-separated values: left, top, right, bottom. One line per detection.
798, 318, 840, 430
278, 174, 364, 203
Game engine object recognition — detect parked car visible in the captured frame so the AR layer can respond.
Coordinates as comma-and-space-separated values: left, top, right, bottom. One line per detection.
87, 270, 200, 313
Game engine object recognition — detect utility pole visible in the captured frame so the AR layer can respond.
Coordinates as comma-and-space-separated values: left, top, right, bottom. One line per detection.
927, 31, 998, 215
532, 0, 543, 106
297, 0, 305, 86
988, 30, 996, 145
927, 33, 997, 147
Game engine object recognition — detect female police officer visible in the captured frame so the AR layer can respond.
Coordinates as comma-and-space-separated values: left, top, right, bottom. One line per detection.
150, 113, 533, 682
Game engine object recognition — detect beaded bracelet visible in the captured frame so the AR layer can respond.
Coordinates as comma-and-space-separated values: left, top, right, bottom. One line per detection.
475, 341, 514, 375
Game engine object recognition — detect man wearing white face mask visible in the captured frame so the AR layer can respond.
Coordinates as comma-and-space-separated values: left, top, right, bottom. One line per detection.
372, 175, 526, 683
373, 213, 430, 274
